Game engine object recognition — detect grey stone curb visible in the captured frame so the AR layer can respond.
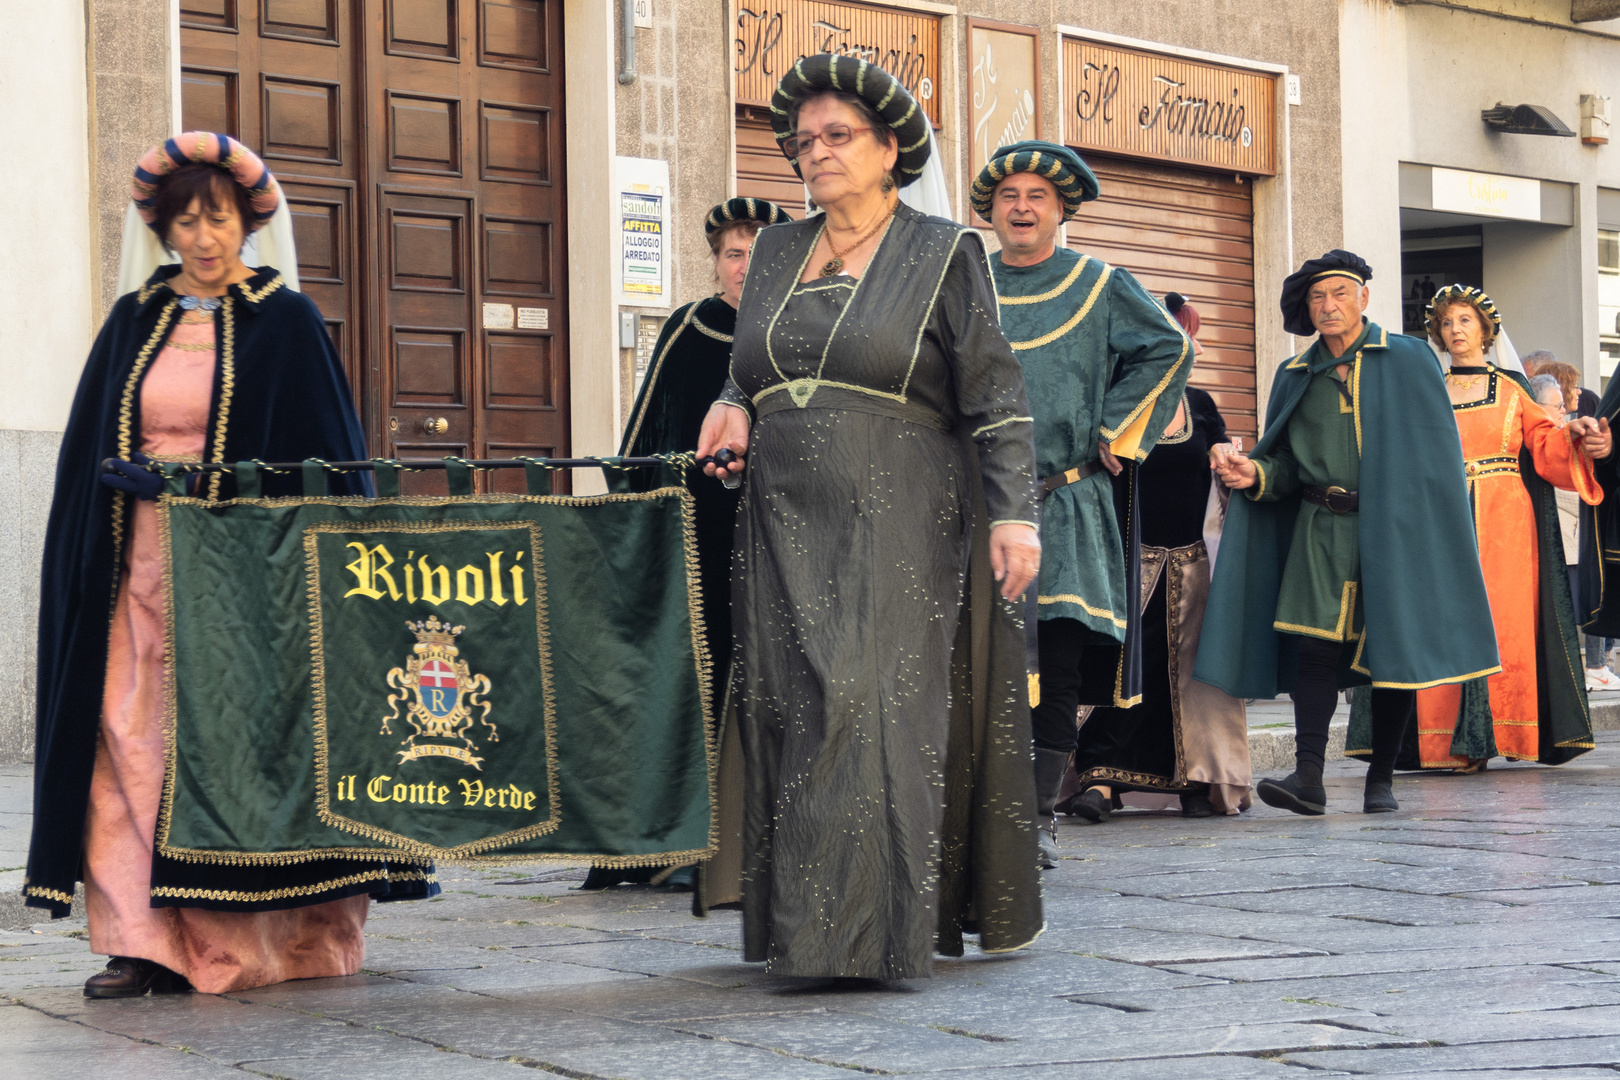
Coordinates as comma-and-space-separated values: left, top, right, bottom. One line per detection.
1246, 698, 1620, 772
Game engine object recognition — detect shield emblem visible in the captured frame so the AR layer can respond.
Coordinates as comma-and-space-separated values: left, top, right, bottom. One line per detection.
418, 658, 460, 718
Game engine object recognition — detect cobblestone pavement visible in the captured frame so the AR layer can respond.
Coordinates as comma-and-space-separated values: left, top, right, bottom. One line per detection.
6, 742, 1620, 1079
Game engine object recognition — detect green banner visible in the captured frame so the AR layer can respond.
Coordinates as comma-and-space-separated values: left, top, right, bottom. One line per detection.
155, 485, 714, 866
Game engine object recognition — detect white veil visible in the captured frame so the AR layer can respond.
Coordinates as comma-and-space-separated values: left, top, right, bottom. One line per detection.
116, 195, 301, 299
899, 128, 954, 220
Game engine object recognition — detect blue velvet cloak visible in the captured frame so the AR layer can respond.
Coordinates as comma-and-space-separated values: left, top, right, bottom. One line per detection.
24, 266, 437, 917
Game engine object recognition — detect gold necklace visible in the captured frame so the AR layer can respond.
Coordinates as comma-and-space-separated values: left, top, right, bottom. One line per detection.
819, 199, 897, 278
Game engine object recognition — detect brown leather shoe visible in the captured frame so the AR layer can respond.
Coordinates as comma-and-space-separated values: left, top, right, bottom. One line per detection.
85, 956, 161, 998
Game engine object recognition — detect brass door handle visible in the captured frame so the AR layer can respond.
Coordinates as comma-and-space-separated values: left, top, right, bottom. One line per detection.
423, 417, 449, 436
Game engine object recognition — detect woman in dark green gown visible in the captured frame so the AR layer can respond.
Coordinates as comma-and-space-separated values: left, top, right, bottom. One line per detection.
699, 55, 1045, 981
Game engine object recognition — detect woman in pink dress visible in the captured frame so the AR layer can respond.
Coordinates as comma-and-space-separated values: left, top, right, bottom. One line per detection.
25, 134, 434, 998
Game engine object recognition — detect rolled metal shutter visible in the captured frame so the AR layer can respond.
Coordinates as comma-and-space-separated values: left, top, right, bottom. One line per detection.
1067, 156, 1258, 439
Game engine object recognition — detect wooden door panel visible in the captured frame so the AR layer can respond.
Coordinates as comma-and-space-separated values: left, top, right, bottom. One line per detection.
478, 0, 547, 70
181, 0, 237, 29
387, 0, 459, 60
387, 93, 462, 175
262, 76, 343, 164
485, 333, 552, 410
387, 203, 469, 292
263, 0, 340, 42
393, 327, 466, 404
478, 103, 549, 184
182, 69, 240, 134
481, 216, 549, 296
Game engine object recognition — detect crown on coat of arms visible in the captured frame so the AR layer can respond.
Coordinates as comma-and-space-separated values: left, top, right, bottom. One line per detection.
407, 615, 464, 650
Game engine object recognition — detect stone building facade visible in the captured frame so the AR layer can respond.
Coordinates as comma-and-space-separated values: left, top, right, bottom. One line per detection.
1, 0, 1617, 759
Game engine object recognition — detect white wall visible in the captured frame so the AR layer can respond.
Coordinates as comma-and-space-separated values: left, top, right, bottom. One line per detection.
0, 2, 95, 432
1395, 1, 1620, 377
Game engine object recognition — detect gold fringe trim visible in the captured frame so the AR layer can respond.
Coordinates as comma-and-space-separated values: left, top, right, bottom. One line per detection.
236, 272, 285, 305
110, 300, 178, 621
1037, 593, 1127, 630
1370, 665, 1503, 690
151, 868, 392, 903
24, 884, 73, 905
205, 297, 236, 501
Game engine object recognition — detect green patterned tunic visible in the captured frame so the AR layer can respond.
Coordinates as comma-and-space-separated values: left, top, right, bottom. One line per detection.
990, 247, 1191, 641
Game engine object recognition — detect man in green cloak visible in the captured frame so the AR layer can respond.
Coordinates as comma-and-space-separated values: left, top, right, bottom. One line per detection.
975, 141, 1192, 865
1194, 251, 1499, 814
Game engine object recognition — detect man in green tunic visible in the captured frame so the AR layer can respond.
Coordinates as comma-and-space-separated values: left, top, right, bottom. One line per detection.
1196, 251, 1499, 814
975, 141, 1192, 865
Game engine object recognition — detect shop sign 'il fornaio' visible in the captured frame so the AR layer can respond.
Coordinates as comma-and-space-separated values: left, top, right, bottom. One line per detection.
735, 1, 942, 127
1062, 36, 1276, 175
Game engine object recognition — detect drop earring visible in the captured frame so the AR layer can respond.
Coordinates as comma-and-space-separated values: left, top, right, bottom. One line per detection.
881, 175, 895, 194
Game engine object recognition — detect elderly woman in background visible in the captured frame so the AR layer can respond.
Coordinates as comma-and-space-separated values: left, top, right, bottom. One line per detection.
697, 55, 1043, 980
25, 134, 431, 998
586, 197, 788, 894
1533, 375, 1620, 690
1532, 357, 1600, 420
1349, 286, 1606, 771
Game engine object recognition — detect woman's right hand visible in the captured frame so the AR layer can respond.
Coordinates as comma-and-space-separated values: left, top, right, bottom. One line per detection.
697, 403, 750, 480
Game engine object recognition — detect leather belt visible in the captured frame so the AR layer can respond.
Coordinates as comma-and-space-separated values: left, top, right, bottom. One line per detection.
1303, 484, 1358, 514
1041, 460, 1104, 498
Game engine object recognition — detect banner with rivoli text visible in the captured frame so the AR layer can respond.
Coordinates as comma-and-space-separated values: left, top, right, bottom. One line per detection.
155, 478, 714, 868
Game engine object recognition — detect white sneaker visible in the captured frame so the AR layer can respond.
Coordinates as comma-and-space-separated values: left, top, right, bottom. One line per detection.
1586, 666, 1620, 692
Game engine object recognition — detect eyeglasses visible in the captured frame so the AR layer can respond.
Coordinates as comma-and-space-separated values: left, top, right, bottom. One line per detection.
782, 124, 874, 159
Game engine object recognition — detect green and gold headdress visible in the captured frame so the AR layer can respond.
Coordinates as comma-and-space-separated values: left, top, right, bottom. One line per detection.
970, 140, 1100, 222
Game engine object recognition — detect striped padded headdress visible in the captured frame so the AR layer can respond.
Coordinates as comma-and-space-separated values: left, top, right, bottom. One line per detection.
130, 132, 281, 235
704, 197, 791, 238
1425, 283, 1503, 333
970, 140, 1099, 222
770, 54, 931, 188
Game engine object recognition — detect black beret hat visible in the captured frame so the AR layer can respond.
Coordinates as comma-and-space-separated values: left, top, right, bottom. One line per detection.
770, 53, 931, 188
704, 197, 790, 239
970, 140, 1100, 221
1280, 249, 1373, 337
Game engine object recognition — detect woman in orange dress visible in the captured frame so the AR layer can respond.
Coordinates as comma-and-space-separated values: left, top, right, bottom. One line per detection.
1411, 286, 1606, 769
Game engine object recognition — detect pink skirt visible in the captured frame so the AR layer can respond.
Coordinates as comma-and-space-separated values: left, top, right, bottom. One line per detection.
83, 499, 368, 994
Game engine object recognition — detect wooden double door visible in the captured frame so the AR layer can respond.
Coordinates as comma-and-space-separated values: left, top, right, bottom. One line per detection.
181, 0, 568, 492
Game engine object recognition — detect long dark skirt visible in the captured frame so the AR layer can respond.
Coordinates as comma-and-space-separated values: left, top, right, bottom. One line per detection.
1070, 542, 1252, 813
734, 407, 969, 980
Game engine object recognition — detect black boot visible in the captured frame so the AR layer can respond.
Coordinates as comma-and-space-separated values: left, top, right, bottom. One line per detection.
1070, 787, 1111, 823
1364, 773, 1398, 813
1256, 759, 1327, 816
1033, 748, 1070, 869
1364, 688, 1412, 814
